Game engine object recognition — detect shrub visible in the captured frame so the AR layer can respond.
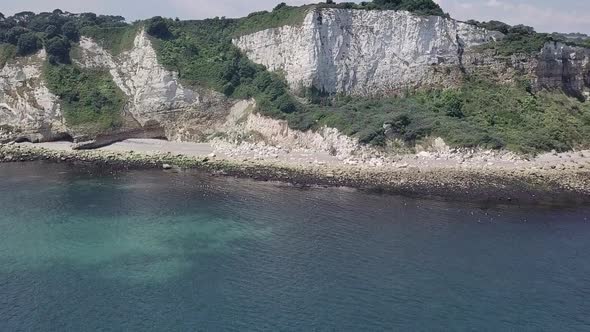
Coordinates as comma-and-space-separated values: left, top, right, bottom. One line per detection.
43, 64, 125, 131
145, 16, 171, 39
61, 21, 80, 42
6, 27, 28, 44
44, 25, 58, 38
0, 44, 16, 67
16, 32, 41, 55
0, 10, 131, 62
45, 36, 71, 64
371, 0, 444, 15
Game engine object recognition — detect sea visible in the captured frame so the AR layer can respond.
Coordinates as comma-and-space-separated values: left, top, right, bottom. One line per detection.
0, 162, 589, 331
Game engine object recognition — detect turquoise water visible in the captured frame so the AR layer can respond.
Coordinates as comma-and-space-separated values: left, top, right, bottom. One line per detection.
1, 162, 590, 331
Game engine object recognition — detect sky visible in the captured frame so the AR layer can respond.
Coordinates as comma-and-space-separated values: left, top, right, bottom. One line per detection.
1, 0, 589, 34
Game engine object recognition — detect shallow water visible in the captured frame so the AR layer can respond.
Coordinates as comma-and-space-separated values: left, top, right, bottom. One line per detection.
0, 162, 589, 331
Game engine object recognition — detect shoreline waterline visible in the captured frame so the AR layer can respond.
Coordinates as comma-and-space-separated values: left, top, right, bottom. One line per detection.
0, 141, 589, 206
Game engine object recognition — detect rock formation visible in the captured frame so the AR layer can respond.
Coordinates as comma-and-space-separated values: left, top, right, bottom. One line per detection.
1, 7, 589, 148
233, 8, 503, 95
235, 8, 590, 98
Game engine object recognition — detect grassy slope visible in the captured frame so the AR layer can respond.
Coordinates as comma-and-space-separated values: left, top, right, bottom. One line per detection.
43, 64, 125, 132
80, 25, 140, 55
233, 5, 313, 36
48, 24, 138, 131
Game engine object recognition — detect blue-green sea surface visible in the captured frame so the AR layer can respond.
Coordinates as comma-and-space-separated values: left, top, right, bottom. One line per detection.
0, 162, 589, 331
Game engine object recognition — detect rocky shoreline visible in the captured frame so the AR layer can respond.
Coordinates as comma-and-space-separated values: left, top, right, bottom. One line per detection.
1, 142, 590, 206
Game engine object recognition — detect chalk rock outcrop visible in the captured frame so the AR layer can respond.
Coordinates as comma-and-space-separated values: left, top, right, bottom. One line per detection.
235, 8, 590, 98
535, 42, 590, 98
0, 51, 65, 142
234, 8, 502, 95
75, 31, 234, 142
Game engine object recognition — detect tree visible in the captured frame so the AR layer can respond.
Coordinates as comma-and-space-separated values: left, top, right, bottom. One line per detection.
373, 0, 402, 8
16, 32, 41, 56
44, 25, 58, 38
45, 36, 71, 63
273, 3, 288, 11
61, 21, 79, 41
371, 0, 444, 15
145, 16, 171, 38
397, 0, 444, 15
484, 20, 511, 34
13, 11, 35, 24
6, 26, 28, 44
509, 25, 535, 36
276, 94, 297, 113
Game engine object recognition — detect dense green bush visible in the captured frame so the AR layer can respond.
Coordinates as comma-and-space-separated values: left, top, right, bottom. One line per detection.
469, 20, 552, 55
0, 43, 16, 67
62, 21, 80, 42
145, 16, 172, 39
466, 20, 510, 34
45, 36, 70, 64
233, 4, 312, 36
470, 19, 590, 54
372, 0, 445, 15
0, 10, 129, 63
284, 78, 590, 153
43, 64, 125, 131
15, 32, 41, 55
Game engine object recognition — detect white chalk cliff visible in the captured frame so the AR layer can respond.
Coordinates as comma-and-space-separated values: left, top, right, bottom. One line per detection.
74, 31, 235, 143
0, 51, 65, 142
234, 8, 503, 95
235, 8, 590, 97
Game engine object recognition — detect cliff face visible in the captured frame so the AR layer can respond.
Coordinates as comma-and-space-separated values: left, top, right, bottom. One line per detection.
535, 42, 590, 99
0, 30, 359, 156
235, 8, 590, 98
0, 31, 236, 144
234, 8, 502, 95
1, 8, 590, 147
74, 31, 234, 143
0, 51, 65, 142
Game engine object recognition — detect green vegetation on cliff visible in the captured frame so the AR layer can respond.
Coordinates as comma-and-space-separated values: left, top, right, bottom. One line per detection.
0, 11, 129, 130
43, 64, 125, 131
234, 0, 444, 36
470, 20, 590, 56
80, 25, 139, 55
0, 10, 129, 63
143, 6, 590, 154
147, 16, 299, 117
289, 80, 590, 153
0, 43, 16, 67
143, 8, 590, 154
